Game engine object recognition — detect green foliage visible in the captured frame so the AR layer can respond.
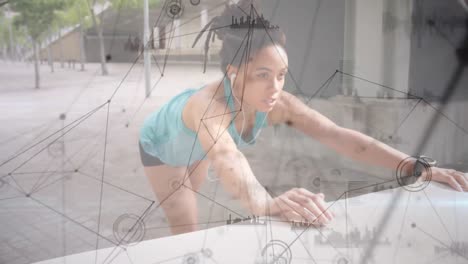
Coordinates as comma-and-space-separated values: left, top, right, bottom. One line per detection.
7, 0, 163, 47
54, 0, 92, 30
109, 0, 162, 9
0, 8, 29, 48
0, 14, 9, 47
13, 24, 29, 46
10, 0, 68, 40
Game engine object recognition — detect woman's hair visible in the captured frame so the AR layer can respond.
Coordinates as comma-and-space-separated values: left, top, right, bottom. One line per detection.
192, 0, 286, 73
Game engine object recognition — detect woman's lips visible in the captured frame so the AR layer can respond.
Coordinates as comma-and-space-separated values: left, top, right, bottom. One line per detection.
263, 98, 276, 106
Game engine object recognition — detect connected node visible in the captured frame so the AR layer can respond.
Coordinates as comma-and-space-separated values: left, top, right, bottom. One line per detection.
47, 141, 64, 157
259, 240, 292, 264
333, 254, 352, 264
183, 253, 199, 264
330, 168, 342, 176
311, 177, 321, 188
201, 248, 213, 258
395, 156, 432, 192
170, 179, 181, 191
112, 213, 146, 246
166, 0, 183, 19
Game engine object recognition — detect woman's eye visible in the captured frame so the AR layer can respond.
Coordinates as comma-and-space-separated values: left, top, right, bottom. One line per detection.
258, 73, 269, 79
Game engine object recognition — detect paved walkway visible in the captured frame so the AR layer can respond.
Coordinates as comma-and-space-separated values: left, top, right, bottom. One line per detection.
0, 60, 383, 264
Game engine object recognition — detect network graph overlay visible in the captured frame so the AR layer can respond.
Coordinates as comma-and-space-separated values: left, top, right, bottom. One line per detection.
1, 1, 467, 264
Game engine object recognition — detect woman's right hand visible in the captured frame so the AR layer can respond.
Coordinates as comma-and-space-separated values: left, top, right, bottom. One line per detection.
267, 188, 335, 226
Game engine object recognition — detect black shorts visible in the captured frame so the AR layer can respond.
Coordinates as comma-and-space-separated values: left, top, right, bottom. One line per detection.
139, 141, 165, 167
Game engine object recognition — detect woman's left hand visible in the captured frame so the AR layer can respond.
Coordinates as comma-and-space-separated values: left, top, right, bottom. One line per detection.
422, 167, 468, 192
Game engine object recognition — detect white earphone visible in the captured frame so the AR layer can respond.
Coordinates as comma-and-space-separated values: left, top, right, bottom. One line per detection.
227, 72, 268, 145
230, 73, 237, 83
228, 73, 245, 144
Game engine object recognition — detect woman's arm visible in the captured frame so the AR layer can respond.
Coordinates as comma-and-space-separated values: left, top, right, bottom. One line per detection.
190, 100, 273, 215
280, 91, 468, 191
191, 99, 334, 223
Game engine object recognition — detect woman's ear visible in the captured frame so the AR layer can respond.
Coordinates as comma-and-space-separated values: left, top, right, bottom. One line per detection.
226, 64, 239, 79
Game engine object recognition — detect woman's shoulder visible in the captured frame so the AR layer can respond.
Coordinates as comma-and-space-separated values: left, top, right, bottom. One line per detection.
183, 80, 232, 132
266, 91, 293, 126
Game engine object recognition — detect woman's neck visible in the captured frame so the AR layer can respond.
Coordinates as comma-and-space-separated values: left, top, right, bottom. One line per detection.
230, 83, 257, 122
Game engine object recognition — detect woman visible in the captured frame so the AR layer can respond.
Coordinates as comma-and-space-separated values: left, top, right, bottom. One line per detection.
139, 0, 467, 235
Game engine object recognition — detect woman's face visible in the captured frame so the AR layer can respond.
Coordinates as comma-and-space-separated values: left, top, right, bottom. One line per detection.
230, 44, 288, 112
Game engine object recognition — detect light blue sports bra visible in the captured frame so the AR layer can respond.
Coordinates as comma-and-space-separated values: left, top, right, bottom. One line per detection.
139, 77, 269, 167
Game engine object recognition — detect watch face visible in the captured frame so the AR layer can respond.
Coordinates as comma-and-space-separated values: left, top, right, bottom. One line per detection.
420, 156, 437, 167
396, 157, 432, 192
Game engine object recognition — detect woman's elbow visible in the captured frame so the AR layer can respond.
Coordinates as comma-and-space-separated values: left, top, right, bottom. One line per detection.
209, 149, 242, 173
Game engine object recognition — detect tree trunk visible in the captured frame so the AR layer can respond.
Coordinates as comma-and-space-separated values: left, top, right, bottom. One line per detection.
33, 40, 40, 89
79, 8, 86, 71
1, 45, 6, 60
47, 44, 54, 73
8, 16, 15, 61
59, 29, 64, 68
89, 5, 108, 75
47, 33, 54, 73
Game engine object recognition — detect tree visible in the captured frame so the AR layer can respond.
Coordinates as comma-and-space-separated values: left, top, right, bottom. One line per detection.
84, 0, 161, 75
10, 0, 68, 89
0, 11, 10, 59
54, 0, 92, 71
7, 24, 29, 61
0, 6, 18, 61
85, 0, 109, 75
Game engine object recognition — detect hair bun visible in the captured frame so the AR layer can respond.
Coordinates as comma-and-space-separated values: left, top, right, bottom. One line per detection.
213, 0, 260, 40
192, 0, 285, 73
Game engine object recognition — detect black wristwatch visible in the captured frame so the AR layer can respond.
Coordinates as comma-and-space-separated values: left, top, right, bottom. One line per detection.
413, 155, 437, 177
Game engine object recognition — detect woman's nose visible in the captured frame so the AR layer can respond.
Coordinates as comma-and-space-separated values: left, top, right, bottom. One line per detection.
270, 78, 282, 92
